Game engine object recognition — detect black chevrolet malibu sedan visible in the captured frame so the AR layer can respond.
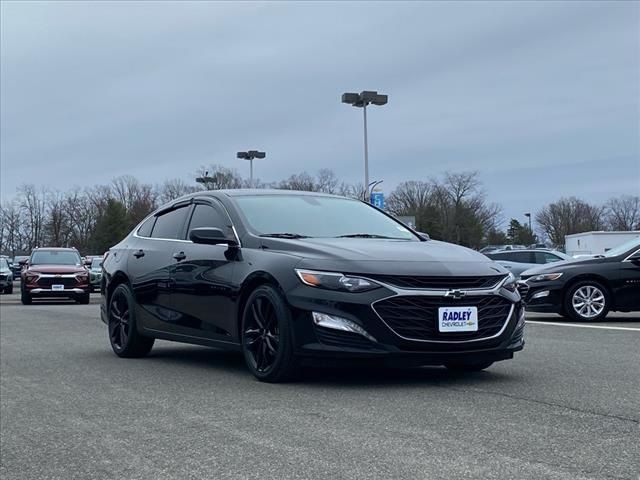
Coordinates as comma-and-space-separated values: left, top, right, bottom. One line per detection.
521, 237, 640, 322
101, 190, 524, 382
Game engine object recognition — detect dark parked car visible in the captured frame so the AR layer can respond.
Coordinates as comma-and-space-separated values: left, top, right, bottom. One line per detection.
11, 256, 28, 276
485, 249, 572, 278
101, 190, 525, 382
21, 248, 91, 304
89, 257, 103, 292
0, 258, 13, 294
522, 237, 640, 321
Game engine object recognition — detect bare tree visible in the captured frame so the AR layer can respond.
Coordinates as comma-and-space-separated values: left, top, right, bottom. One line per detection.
195, 165, 244, 190
158, 178, 199, 203
0, 200, 25, 255
17, 184, 48, 250
45, 191, 72, 247
316, 169, 339, 194
536, 197, 605, 247
606, 195, 640, 230
277, 172, 317, 191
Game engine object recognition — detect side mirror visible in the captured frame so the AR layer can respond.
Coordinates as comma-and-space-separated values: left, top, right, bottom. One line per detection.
417, 232, 430, 241
628, 251, 640, 263
189, 227, 238, 247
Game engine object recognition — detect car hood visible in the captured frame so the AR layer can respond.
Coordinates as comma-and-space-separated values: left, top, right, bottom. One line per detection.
262, 238, 508, 276
26, 265, 87, 274
521, 256, 606, 277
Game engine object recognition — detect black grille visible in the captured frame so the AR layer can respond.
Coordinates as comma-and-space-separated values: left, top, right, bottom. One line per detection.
314, 326, 374, 349
36, 277, 78, 288
0, 274, 7, 281
373, 295, 512, 341
366, 274, 506, 290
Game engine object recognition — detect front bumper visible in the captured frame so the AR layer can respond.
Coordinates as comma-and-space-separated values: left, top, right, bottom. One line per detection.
285, 283, 525, 365
522, 280, 565, 313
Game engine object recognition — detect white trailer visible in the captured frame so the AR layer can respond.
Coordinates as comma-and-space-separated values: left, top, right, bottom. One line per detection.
565, 231, 640, 257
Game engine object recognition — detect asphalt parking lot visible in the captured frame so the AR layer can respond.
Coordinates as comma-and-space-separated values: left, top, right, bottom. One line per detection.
1, 283, 639, 480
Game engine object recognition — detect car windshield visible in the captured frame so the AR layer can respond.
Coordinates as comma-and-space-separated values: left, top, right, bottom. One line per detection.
603, 237, 640, 258
30, 250, 82, 266
234, 194, 418, 240
91, 258, 103, 269
0, 258, 9, 271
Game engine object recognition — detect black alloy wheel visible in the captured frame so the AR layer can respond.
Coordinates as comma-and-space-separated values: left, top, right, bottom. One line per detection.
241, 285, 299, 382
108, 284, 154, 357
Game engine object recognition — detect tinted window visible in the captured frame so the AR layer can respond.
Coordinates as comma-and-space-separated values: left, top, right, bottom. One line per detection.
486, 252, 506, 260
31, 250, 82, 266
188, 204, 227, 231
535, 252, 563, 264
151, 207, 190, 239
137, 216, 155, 237
0, 258, 9, 270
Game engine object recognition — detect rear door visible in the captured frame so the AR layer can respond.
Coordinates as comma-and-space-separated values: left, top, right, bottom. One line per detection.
127, 203, 191, 333
169, 199, 238, 342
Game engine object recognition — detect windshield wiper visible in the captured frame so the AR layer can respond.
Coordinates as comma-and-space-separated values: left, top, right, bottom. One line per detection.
337, 233, 397, 239
259, 233, 310, 239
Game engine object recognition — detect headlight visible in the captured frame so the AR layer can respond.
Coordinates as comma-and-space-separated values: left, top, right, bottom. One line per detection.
501, 272, 518, 292
529, 273, 563, 282
295, 269, 380, 292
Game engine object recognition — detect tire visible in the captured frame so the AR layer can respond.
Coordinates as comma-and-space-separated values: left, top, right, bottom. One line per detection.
241, 284, 300, 383
445, 361, 494, 372
564, 280, 610, 322
108, 283, 154, 358
77, 292, 90, 304
21, 288, 32, 305
6, 284, 13, 295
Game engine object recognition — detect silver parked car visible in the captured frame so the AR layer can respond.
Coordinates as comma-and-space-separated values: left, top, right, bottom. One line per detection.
485, 249, 572, 278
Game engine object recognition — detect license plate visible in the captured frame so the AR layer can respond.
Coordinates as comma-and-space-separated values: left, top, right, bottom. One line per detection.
52, 284, 64, 291
438, 306, 478, 332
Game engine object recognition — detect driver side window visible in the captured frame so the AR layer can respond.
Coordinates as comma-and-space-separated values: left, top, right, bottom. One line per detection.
188, 204, 227, 231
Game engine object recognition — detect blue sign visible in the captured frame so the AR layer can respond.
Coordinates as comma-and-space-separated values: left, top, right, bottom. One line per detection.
370, 192, 385, 209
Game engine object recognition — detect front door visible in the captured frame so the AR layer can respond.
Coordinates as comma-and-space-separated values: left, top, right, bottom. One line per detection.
169, 201, 238, 342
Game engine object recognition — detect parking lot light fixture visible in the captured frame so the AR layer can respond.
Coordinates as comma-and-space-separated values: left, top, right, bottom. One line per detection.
237, 151, 266, 188
342, 91, 388, 202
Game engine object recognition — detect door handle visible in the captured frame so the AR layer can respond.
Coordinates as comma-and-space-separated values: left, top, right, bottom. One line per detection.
133, 249, 145, 259
173, 251, 186, 261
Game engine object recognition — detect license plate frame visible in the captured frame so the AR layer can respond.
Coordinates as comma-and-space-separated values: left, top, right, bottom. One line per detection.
51, 284, 65, 291
438, 306, 478, 332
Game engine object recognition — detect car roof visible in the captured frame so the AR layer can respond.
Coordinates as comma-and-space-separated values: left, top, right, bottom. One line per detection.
491, 249, 561, 254
31, 247, 79, 252
214, 189, 347, 199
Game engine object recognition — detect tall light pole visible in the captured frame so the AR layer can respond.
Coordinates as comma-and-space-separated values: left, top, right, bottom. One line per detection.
524, 212, 532, 232
237, 150, 266, 188
342, 91, 388, 202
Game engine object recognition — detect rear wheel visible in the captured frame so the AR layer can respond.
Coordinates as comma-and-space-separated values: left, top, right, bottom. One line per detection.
108, 284, 154, 358
564, 281, 609, 322
241, 285, 300, 383
445, 361, 494, 372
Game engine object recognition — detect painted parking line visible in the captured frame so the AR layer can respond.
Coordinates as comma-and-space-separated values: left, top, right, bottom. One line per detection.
526, 320, 640, 332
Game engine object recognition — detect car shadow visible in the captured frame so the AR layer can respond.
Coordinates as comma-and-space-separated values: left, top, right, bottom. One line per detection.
137, 344, 515, 387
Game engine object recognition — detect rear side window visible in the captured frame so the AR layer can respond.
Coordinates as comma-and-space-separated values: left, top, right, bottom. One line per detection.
486, 252, 505, 260
536, 252, 563, 264
511, 252, 535, 263
151, 207, 190, 240
137, 216, 155, 237
188, 204, 227, 231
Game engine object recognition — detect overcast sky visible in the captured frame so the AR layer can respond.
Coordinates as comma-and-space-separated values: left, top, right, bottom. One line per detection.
1, 1, 638, 225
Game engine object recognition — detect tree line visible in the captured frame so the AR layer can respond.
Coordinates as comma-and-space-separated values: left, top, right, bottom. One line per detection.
1, 166, 638, 256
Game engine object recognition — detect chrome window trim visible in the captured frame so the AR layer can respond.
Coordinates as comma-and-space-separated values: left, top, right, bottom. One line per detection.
622, 248, 640, 263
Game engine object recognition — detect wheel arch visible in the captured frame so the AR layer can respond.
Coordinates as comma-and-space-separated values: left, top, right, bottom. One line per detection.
563, 274, 615, 308
106, 270, 132, 307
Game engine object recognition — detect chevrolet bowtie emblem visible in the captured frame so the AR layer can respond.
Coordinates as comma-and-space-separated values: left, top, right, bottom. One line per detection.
444, 289, 466, 299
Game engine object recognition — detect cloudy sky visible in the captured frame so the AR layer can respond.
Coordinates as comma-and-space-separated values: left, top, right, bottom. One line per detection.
1, 1, 638, 224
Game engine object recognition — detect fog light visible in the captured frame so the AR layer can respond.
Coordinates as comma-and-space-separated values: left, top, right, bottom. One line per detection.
531, 290, 550, 300
311, 312, 377, 342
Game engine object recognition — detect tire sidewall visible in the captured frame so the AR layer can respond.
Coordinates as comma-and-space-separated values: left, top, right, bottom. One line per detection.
241, 285, 297, 382
109, 284, 139, 354
564, 280, 610, 322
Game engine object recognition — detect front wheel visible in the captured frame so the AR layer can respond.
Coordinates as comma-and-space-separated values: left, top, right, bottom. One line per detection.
108, 284, 154, 358
241, 285, 300, 383
564, 281, 609, 322
21, 288, 32, 305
